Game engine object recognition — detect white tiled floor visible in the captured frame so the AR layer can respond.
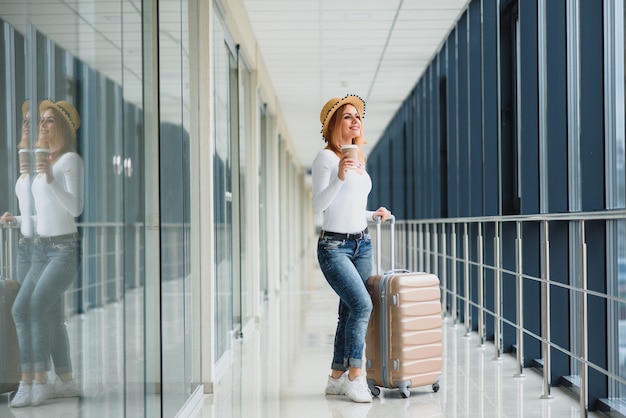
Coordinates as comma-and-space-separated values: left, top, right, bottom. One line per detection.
189, 264, 603, 418
0, 263, 606, 417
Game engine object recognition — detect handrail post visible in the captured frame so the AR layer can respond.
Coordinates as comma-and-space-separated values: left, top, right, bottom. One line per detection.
115, 224, 122, 302
494, 221, 502, 359
540, 220, 553, 399
425, 224, 431, 273
478, 222, 485, 345
410, 223, 419, 271
441, 224, 448, 317
0, 224, 5, 279
135, 223, 141, 288
82, 227, 89, 311
7, 225, 14, 280
418, 223, 424, 272
464, 223, 471, 336
433, 224, 439, 279
408, 223, 415, 271
579, 220, 588, 417
390, 220, 395, 269
100, 225, 107, 308
514, 221, 525, 377
451, 224, 458, 324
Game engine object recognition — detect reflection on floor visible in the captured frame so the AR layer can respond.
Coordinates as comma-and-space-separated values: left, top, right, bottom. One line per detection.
0, 290, 141, 418
190, 265, 603, 418
0, 263, 605, 418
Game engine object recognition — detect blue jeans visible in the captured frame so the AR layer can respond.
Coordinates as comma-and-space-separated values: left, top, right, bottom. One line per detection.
17, 237, 74, 375
13, 237, 80, 374
317, 234, 373, 370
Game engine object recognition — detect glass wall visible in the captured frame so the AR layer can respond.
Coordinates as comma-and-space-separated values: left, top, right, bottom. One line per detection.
212, 10, 235, 362
158, 0, 193, 416
238, 62, 253, 332
0, 0, 196, 416
365, 0, 626, 411
0, 0, 316, 415
0, 1, 144, 416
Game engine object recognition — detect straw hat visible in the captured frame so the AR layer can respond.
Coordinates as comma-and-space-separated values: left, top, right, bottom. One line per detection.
21, 99, 30, 116
319, 94, 365, 141
39, 100, 81, 131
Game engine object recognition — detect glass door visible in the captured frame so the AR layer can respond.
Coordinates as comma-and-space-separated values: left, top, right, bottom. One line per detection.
157, 0, 193, 415
213, 12, 236, 361
0, 1, 147, 417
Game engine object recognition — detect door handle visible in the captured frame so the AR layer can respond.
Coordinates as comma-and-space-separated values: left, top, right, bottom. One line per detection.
124, 158, 133, 178
112, 155, 122, 175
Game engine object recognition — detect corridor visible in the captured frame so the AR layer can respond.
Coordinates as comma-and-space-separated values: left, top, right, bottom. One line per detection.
189, 259, 600, 418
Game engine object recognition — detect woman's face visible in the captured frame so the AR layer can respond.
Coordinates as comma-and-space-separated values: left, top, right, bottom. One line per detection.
22, 110, 30, 141
339, 104, 362, 144
39, 108, 60, 149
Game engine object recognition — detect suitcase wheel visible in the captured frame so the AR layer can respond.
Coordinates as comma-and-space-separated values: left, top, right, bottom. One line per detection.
367, 382, 380, 397
399, 387, 410, 398
432, 382, 440, 393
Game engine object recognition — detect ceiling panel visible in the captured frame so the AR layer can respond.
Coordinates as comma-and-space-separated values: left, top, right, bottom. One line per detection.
242, 0, 468, 171
0, 0, 468, 176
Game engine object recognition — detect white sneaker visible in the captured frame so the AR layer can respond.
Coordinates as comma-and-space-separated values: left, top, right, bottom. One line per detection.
325, 372, 347, 395
344, 375, 372, 403
11, 381, 32, 408
30, 380, 51, 406
52, 378, 79, 398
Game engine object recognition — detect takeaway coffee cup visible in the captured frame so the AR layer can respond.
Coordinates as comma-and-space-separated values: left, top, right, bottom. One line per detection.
18, 149, 31, 174
341, 144, 359, 169
35, 148, 50, 172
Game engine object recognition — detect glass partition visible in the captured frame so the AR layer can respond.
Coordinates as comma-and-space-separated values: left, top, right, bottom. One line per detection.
0, 1, 135, 416
0, 0, 199, 415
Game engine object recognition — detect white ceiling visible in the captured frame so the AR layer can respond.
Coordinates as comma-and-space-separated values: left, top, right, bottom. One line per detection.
241, 0, 469, 171
1, 0, 469, 173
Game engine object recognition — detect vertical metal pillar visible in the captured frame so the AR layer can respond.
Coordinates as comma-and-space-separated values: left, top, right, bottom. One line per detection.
579, 220, 588, 417
464, 223, 471, 336
478, 222, 485, 345
540, 220, 553, 398
433, 224, 439, 279
417, 224, 424, 271
425, 224, 431, 273
514, 221, 525, 377
451, 223, 458, 324
494, 221, 502, 359
441, 224, 448, 317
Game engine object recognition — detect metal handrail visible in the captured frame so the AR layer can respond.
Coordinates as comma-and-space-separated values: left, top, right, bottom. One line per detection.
0, 221, 187, 313
372, 209, 626, 418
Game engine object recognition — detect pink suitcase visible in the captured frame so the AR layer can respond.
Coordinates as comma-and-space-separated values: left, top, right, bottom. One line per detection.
365, 216, 442, 398
0, 224, 20, 394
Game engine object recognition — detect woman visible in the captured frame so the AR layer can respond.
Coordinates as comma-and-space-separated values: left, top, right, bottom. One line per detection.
311, 94, 391, 403
7, 99, 83, 408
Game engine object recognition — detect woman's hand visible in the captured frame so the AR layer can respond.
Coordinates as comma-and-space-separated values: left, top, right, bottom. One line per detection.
1, 212, 16, 225
37, 154, 54, 184
19, 160, 30, 176
372, 207, 392, 222
337, 154, 355, 181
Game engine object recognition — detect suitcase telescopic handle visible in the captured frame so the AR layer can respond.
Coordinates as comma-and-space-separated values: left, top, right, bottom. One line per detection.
375, 214, 395, 275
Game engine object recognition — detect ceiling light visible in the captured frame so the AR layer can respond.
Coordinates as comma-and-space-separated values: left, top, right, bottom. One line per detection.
343, 12, 371, 19
340, 47, 365, 54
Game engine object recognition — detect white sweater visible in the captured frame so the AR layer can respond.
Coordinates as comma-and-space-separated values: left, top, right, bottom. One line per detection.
32, 152, 84, 237
311, 149, 374, 233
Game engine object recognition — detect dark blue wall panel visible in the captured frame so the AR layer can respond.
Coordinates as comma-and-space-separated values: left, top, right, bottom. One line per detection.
545, 0, 570, 385
580, 0, 607, 407
365, 0, 610, 405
